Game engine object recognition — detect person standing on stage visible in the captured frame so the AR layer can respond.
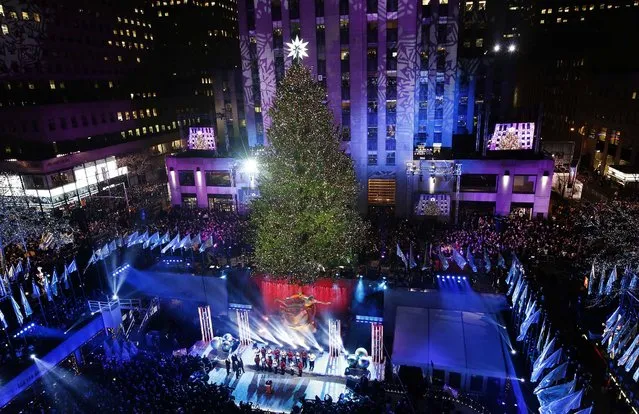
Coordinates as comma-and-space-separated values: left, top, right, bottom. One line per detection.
225, 358, 231, 375
309, 353, 316, 371
297, 360, 303, 377
254, 353, 261, 371
301, 350, 308, 368
267, 355, 273, 372
280, 359, 286, 375
238, 357, 245, 374
274, 348, 280, 362
287, 350, 294, 363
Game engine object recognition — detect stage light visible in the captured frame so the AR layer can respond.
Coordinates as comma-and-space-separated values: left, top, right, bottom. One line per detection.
511, 349, 517, 355
242, 158, 258, 174
493, 44, 501, 52
508, 44, 516, 53
30, 354, 36, 360
112, 294, 118, 300
519, 378, 525, 382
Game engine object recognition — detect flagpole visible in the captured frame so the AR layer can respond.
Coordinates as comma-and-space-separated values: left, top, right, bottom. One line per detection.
37, 295, 48, 326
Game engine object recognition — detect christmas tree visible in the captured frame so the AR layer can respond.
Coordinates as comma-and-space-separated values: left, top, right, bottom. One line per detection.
250, 63, 367, 283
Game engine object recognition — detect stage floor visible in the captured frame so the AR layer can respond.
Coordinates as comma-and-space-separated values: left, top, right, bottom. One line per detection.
207, 345, 379, 413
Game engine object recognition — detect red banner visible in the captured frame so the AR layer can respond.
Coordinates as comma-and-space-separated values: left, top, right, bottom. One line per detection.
254, 275, 354, 315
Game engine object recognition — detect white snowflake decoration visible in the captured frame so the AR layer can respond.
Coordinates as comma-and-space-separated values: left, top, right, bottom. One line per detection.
286, 36, 309, 61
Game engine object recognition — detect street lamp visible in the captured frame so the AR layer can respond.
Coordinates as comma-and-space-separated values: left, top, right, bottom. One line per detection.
493, 44, 501, 52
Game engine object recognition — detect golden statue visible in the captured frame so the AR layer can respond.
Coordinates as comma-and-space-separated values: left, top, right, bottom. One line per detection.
275, 292, 330, 332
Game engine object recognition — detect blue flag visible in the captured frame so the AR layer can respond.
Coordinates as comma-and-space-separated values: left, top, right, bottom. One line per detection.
438, 252, 449, 271
534, 362, 568, 393
15, 260, 23, 275
11, 294, 24, 326
452, 248, 467, 269
0, 309, 7, 329
396, 243, 408, 268
605, 267, 618, 295
32, 280, 41, 299
598, 267, 606, 296
587, 262, 595, 296
67, 258, 78, 274
44, 276, 53, 302
20, 285, 32, 317
497, 252, 506, 269
466, 246, 477, 273
532, 347, 563, 383
484, 250, 491, 273
517, 309, 540, 341
51, 269, 59, 297
62, 267, 70, 290
162, 233, 180, 254
537, 378, 576, 407
539, 389, 583, 414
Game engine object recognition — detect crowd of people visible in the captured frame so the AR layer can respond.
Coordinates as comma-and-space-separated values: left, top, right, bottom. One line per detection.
251, 346, 318, 377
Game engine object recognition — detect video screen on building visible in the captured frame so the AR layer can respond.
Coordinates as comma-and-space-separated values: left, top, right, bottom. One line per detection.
487, 122, 535, 151
187, 127, 216, 150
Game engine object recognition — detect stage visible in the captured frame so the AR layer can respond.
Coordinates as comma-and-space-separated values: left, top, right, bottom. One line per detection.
206, 345, 381, 413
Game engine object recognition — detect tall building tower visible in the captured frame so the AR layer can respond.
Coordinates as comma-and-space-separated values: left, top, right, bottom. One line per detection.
238, 0, 462, 215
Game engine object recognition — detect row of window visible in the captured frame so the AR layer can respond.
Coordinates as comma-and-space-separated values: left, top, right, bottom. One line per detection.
116, 16, 151, 28
0, 7, 41, 22
177, 170, 232, 187
107, 40, 151, 50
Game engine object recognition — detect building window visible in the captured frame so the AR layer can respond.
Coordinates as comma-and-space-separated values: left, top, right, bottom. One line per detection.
475, 38, 483, 47
178, 170, 195, 186
460, 174, 497, 192
367, 152, 378, 165
181, 193, 198, 208
49, 80, 56, 90
0, 25, 6, 35
513, 175, 536, 193
205, 171, 232, 187
386, 152, 395, 166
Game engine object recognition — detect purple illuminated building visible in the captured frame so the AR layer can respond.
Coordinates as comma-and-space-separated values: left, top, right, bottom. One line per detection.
237, 0, 553, 219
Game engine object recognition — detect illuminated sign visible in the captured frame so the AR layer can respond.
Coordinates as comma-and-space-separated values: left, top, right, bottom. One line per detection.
487, 122, 535, 151
188, 127, 216, 150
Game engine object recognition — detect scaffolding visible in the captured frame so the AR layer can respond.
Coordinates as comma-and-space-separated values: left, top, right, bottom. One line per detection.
371, 322, 385, 381
198, 305, 214, 342
328, 319, 342, 357
406, 160, 462, 224
236, 309, 252, 345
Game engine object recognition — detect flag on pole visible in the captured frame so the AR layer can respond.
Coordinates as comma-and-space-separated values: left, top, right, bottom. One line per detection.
20, 285, 32, 317
534, 362, 568, 393
200, 237, 214, 253
409, 244, 417, 269
178, 234, 192, 249
0, 277, 5, 297
126, 231, 139, 247
100, 243, 111, 259
51, 269, 59, 297
11, 294, 24, 326
438, 252, 449, 271
588, 262, 596, 296
0, 309, 7, 329
598, 267, 606, 296
537, 378, 576, 407
467, 246, 477, 273
161, 231, 171, 244
43, 276, 53, 302
109, 239, 117, 252
452, 248, 467, 269
145, 232, 160, 249
605, 267, 618, 295
497, 252, 506, 269
573, 407, 593, 414
517, 309, 540, 341
15, 260, 23, 275
7, 265, 15, 281
161, 233, 180, 254
62, 266, 70, 290
192, 233, 202, 248
532, 347, 562, 383
484, 250, 491, 273
32, 280, 41, 299
539, 389, 583, 414
396, 243, 408, 268
67, 258, 78, 274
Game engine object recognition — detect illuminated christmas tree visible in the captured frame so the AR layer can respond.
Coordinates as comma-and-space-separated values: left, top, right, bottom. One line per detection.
250, 63, 367, 283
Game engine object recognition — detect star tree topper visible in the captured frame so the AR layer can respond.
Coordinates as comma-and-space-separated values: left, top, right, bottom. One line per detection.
286, 36, 309, 61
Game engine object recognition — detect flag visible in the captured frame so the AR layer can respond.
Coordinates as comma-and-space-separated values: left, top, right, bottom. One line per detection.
409, 244, 417, 269
497, 252, 506, 268
573, 407, 593, 414
200, 237, 214, 253
598, 267, 606, 296
588, 262, 596, 296
109, 239, 117, 252
20, 285, 32, 317
630, 275, 639, 291
534, 362, 568, 393
532, 348, 563, 383
539, 389, 583, 414
145, 232, 160, 249
517, 309, 540, 341
484, 250, 491, 273
32, 280, 41, 299
396, 243, 408, 268
452, 248, 467, 269
422, 243, 431, 270
67, 258, 78, 274
533, 338, 557, 379
83, 252, 97, 273
15, 260, 23, 275
466, 246, 477, 273
624, 338, 639, 372
62, 266, 70, 290
192, 233, 202, 247
506, 260, 518, 285
619, 334, 639, 366
605, 267, 618, 295
162, 233, 180, 254
537, 378, 576, 407
438, 252, 449, 271
0, 309, 7, 329
101, 243, 111, 259
135, 230, 149, 246
161, 231, 171, 244
0, 277, 5, 297
51, 269, 59, 297
537, 317, 548, 352
43, 276, 53, 302
11, 295, 24, 326
126, 231, 139, 247
7, 265, 15, 281
178, 234, 192, 249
